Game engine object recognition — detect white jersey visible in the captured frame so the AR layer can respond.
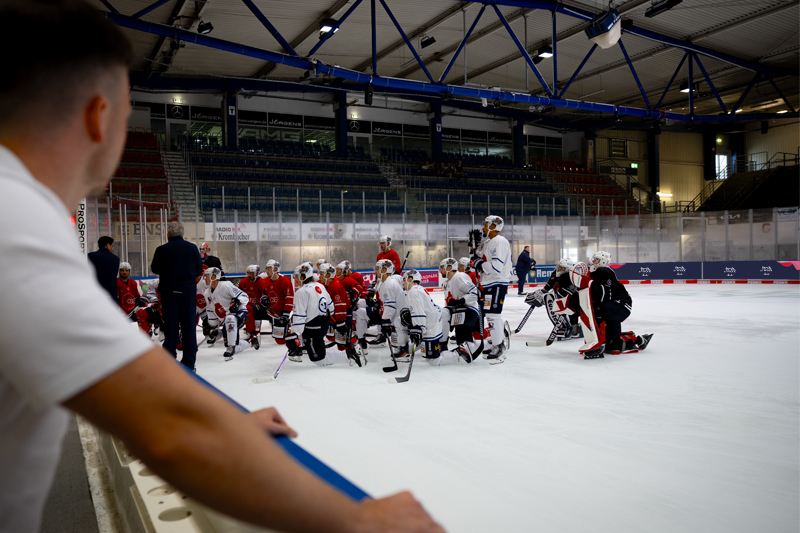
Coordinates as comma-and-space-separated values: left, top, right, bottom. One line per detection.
479, 234, 512, 288
447, 272, 481, 314
205, 280, 248, 320
143, 278, 160, 304
406, 285, 443, 341
292, 281, 332, 336
378, 274, 406, 321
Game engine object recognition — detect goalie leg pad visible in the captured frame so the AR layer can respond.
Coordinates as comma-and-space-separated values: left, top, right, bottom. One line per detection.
577, 283, 605, 354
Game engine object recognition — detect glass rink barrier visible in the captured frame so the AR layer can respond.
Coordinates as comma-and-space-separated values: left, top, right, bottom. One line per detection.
79, 192, 800, 274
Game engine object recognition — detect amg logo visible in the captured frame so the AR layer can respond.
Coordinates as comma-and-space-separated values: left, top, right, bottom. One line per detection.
761, 266, 772, 272
674, 266, 685, 272
724, 267, 736, 273
639, 267, 651, 273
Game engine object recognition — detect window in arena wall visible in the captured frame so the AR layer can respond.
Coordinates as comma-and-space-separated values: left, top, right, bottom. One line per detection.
373, 135, 403, 153
610, 138, 627, 158
192, 122, 222, 145
268, 127, 302, 142
303, 130, 336, 151
462, 142, 487, 156
238, 126, 268, 141
487, 143, 511, 158
442, 141, 461, 155
403, 137, 430, 157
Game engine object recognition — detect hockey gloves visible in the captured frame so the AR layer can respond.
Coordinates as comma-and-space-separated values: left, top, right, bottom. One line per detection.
525, 289, 545, 308
408, 325, 423, 346
380, 319, 393, 338
135, 297, 149, 307
471, 258, 484, 274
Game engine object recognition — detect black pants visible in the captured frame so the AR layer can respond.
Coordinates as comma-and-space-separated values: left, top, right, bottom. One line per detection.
599, 300, 631, 344
162, 293, 198, 370
517, 273, 527, 294
454, 308, 481, 345
302, 315, 330, 363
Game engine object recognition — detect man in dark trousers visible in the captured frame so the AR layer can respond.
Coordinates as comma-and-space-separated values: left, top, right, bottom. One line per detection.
515, 245, 535, 295
87, 235, 120, 302
151, 221, 204, 371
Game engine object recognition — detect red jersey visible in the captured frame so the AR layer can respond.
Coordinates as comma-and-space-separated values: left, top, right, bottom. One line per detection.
325, 277, 349, 325
350, 271, 366, 288
341, 275, 366, 307
377, 249, 402, 273
238, 276, 266, 307
264, 275, 294, 316
117, 278, 142, 315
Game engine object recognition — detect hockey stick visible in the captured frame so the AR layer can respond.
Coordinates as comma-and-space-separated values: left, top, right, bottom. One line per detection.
252, 351, 288, 383
382, 329, 399, 373
514, 305, 536, 333
399, 250, 410, 272
388, 342, 416, 384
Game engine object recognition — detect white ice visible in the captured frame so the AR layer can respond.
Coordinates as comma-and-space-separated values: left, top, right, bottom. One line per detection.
190, 284, 800, 533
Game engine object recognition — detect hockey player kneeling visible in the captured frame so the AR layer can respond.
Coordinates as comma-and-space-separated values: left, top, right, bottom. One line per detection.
526, 257, 583, 341
403, 269, 463, 366
563, 253, 653, 359
203, 267, 252, 361
438, 258, 484, 364
286, 263, 365, 367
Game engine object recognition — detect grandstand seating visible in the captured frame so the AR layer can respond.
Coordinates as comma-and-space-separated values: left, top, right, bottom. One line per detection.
109, 128, 171, 210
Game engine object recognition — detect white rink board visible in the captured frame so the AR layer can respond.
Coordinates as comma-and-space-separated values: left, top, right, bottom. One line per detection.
189, 284, 799, 533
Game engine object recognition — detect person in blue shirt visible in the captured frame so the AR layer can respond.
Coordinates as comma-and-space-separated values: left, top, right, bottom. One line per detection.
87, 235, 120, 302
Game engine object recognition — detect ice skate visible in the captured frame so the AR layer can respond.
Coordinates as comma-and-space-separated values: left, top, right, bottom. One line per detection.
456, 346, 472, 363
582, 344, 605, 359
207, 328, 219, 347
249, 334, 260, 350
223, 346, 236, 361
346, 344, 366, 367
485, 344, 506, 364
358, 337, 369, 357
637, 333, 653, 350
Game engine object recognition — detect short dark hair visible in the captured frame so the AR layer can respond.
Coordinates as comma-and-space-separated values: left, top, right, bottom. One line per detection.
0, 0, 132, 131
98, 236, 114, 248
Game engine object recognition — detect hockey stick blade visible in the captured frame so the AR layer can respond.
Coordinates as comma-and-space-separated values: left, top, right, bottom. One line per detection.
388, 343, 415, 384
382, 362, 398, 373
252, 376, 276, 383
545, 328, 558, 346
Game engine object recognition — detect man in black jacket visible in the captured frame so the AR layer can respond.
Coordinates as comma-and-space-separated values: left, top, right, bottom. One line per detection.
88, 235, 120, 302
515, 245, 535, 295
151, 221, 204, 370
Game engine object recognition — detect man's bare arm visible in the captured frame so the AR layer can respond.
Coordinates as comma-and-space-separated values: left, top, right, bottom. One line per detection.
64, 346, 444, 533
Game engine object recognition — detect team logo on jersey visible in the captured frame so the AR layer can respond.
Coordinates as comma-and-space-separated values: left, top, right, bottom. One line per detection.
315, 286, 322, 294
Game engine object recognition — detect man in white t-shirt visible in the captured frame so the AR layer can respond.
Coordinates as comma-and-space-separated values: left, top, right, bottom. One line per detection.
0, 3, 443, 533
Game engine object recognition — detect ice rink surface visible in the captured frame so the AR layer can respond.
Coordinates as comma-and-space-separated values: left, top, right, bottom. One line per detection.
193, 284, 799, 533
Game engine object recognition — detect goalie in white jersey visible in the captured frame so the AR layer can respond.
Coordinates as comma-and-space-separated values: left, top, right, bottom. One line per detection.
471, 215, 512, 364
402, 270, 467, 365
287, 263, 365, 367
203, 267, 252, 361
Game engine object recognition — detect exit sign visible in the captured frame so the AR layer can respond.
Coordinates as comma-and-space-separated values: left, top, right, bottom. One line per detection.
630, 163, 638, 169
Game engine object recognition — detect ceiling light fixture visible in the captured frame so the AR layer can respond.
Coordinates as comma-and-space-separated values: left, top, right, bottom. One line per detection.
537, 45, 553, 58
777, 110, 788, 114
421, 35, 436, 49
400, 58, 417, 68
645, 0, 683, 18
579, 89, 605, 98
319, 18, 339, 34
197, 20, 213, 34
679, 81, 695, 93
585, 8, 621, 49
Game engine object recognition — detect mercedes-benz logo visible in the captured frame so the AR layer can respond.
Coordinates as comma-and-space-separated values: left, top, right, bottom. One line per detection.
171, 106, 184, 119
349, 121, 359, 132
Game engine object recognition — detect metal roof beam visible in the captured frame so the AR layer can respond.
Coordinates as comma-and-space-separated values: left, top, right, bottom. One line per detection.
394, 7, 532, 79
106, 11, 796, 123
252, 0, 351, 78
351, 3, 469, 73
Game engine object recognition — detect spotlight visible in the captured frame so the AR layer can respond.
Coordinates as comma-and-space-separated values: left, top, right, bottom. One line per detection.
679, 81, 695, 93
197, 21, 214, 34
319, 18, 339, 34
537, 46, 553, 58
421, 35, 436, 49
585, 8, 621, 49
645, 0, 683, 18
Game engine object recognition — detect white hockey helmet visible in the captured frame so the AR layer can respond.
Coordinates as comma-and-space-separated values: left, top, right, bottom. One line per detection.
590, 251, 611, 272
439, 257, 458, 273
336, 260, 352, 273
204, 266, 222, 281
119, 262, 131, 271
377, 259, 395, 274
200, 242, 210, 254
294, 262, 314, 282
265, 259, 280, 271
485, 215, 504, 232
319, 262, 336, 280
556, 258, 574, 274
403, 269, 422, 285
379, 235, 392, 246
458, 257, 471, 271
246, 264, 259, 274
316, 258, 327, 269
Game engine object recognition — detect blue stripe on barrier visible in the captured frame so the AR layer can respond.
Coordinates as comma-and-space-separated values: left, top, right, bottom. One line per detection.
188, 370, 371, 501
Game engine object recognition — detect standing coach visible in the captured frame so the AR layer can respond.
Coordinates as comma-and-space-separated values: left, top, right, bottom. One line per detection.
515, 245, 535, 295
151, 221, 203, 371
87, 235, 119, 302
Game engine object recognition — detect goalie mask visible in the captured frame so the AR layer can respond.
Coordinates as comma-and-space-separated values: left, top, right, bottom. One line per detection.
200, 242, 210, 255
590, 251, 611, 272
556, 258, 574, 274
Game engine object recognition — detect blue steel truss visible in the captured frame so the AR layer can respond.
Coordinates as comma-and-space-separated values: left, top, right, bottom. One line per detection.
104, 0, 797, 123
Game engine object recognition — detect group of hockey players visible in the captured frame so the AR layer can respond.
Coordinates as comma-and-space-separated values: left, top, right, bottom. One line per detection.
114, 214, 651, 372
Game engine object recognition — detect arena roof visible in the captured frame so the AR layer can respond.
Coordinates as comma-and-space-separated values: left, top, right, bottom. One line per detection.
92, 0, 799, 129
